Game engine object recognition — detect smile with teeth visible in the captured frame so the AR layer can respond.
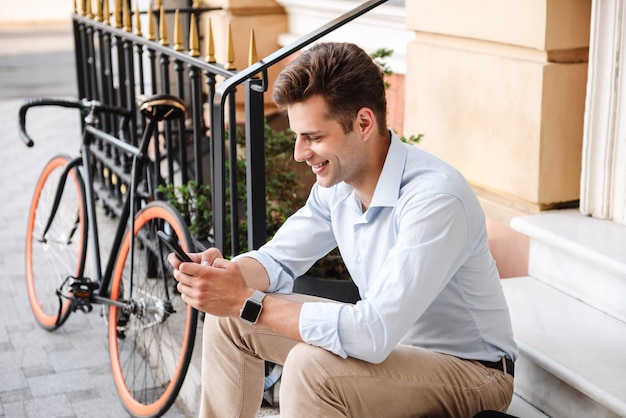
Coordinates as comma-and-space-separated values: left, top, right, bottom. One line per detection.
313, 161, 329, 169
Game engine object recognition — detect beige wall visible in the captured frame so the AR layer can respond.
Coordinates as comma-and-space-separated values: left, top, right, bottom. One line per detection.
405, 0, 591, 211
406, 0, 590, 51
403, 0, 591, 277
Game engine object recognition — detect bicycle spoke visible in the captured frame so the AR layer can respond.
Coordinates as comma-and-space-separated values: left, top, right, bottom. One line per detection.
26, 156, 86, 329
109, 202, 197, 417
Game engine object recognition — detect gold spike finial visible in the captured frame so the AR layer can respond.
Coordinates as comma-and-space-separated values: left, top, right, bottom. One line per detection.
123, 0, 132, 32
205, 18, 216, 63
174, 9, 184, 51
80, 0, 87, 16
249, 30, 259, 78
189, 14, 200, 57
154, 0, 162, 10
159, 5, 169, 46
86, 0, 93, 19
114, 0, 122, 28
134, 2, 142, 36
73, 0, 78, 14
103, 0, 110, 25
224, 23, 236, 70
95, 0, 103, 22
192, 1, 200, 7
147, 6, 156, 41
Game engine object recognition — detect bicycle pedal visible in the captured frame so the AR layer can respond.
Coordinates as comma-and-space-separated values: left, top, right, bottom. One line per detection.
69, 277, 99, 313
69, 277, 99, 293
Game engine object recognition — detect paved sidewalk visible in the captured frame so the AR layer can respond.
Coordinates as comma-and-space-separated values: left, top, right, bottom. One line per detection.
0, 100, 198, 418
0, 24, 196, 418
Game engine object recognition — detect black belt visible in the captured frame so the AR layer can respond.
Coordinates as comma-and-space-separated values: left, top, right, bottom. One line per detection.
476, 357, 514, 377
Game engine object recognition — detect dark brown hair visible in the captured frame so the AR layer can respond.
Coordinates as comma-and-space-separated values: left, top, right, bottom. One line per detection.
272, 42, 388, 136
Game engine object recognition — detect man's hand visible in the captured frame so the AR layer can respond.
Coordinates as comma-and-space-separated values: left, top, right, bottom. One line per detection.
166, 249, 302, 342
167, 249, 253, 317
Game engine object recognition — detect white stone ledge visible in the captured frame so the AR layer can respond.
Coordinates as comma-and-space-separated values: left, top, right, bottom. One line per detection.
503, 276, 626, 417
511, 209, 626, 278
510, 209, 626, 322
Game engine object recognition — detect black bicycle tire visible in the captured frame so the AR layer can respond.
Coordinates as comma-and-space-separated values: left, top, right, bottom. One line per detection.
108, 200, 198, 418
25, 154, 88, 330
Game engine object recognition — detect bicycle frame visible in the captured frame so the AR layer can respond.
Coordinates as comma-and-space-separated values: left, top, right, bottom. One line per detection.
22, 94, 200, 416
43, 106, 165, 310
88, 118, 159, 305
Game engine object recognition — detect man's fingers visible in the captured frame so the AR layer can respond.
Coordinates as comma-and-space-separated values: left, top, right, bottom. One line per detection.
166, 252, 182, 269
172, 267, 188, 284
201, 247, 224, 266
211, 257, 231, 269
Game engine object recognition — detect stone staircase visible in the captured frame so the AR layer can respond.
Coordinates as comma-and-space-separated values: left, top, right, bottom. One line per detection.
501, 209, 626, 417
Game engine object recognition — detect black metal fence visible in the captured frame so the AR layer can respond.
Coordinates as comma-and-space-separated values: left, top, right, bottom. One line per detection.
72, 0, 388, 257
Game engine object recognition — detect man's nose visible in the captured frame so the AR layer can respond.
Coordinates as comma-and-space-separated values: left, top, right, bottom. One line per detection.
293, 136, 312, 163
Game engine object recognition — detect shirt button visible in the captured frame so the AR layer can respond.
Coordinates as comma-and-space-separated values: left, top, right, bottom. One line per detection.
356, 256, 362, 263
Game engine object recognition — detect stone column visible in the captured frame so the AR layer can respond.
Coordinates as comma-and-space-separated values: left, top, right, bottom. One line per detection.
404, 0, 591, 213
580, 0, 626, 225
403, 0, 591, 277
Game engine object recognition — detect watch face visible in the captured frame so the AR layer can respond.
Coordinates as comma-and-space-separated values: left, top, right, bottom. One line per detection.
241, 300, 262, 323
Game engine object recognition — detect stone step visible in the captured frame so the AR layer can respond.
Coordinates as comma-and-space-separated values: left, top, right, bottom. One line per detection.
502, 276, 626, 417
260, 394, 548, 418
510, 209, 626, 323
507, 394, 549, 417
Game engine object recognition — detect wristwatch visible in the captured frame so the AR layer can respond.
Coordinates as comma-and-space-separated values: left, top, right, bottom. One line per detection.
239, 290, 266, 324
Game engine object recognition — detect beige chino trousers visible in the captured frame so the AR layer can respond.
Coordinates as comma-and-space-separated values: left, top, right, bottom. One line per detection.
199, 294, 514, 418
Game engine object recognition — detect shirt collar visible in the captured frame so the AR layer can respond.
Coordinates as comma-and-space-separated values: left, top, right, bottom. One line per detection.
369, 131, 406, 208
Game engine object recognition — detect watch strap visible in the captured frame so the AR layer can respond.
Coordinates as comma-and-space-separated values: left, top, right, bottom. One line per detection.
249, 289, 266, 304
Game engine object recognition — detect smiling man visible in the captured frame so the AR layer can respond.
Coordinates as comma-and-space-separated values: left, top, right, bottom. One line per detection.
170, 42, 518, 418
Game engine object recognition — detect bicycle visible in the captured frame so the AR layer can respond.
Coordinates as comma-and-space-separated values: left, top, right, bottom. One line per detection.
19, 94, 199, 418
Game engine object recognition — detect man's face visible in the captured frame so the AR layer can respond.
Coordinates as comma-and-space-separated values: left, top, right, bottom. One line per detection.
288, 95, 365, 189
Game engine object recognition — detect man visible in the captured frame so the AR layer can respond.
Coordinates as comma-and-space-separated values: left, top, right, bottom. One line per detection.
170, 42, 518, 417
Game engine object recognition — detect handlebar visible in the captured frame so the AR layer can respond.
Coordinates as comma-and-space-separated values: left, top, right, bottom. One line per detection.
18, 97, 130, 147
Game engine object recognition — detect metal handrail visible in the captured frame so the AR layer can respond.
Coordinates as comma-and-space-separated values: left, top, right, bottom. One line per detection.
210, 0, 390, 253
214, 0, 390, 104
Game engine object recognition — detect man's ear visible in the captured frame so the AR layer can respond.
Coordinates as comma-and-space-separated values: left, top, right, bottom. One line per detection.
356, 107, 376, 141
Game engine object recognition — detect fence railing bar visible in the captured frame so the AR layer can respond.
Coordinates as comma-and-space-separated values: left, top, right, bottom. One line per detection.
245, 78, 266, 250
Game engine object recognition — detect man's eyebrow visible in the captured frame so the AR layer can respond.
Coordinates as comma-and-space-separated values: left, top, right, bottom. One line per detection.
299, 130, 323, 137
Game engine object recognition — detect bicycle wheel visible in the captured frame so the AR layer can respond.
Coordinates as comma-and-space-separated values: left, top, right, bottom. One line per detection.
108, 201, 198, 418
25, 155, 87, 330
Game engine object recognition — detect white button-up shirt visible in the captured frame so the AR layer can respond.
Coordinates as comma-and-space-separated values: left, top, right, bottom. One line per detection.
241, 132, 518, 364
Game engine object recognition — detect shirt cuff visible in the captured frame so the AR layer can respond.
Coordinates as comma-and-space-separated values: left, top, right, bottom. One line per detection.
232, 250, 294, 294
300, 302, 347, 358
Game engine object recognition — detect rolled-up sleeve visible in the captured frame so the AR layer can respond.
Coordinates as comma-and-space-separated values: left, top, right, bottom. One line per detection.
234, 183, 340, 293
